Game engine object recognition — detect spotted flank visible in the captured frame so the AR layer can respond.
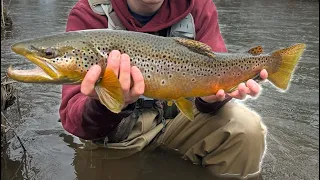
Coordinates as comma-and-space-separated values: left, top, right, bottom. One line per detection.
7, 29, 306, 120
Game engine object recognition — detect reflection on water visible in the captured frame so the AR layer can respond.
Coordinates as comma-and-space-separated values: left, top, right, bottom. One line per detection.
1, 0, 319, 179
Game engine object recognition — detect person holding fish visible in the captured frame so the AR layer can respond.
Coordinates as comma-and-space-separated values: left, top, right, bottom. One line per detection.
63, 0, 268, 179
6, 0, 304, 179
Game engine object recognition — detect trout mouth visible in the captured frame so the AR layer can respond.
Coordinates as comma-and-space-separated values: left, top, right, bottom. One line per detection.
7, 43, 62, 83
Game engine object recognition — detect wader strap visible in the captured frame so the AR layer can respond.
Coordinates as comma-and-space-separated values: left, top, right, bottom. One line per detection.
88, 0, 126, 30
101, 4, 126, 30
167, 13, 196, 40
88, 0, 110, 15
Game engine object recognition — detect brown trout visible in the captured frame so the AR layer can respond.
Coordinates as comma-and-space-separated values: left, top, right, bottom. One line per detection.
7, 29, 306, 120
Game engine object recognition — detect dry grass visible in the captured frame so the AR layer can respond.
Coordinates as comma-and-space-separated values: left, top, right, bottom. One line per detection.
1, 75, 25, 154
1, 0, 12, 33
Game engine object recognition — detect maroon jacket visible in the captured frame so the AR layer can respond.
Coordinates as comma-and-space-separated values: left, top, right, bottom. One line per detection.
59, 0, 231, 140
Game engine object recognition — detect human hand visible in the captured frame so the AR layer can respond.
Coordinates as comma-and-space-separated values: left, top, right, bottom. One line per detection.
200, 69, 268, 103
81, 50, 145, 108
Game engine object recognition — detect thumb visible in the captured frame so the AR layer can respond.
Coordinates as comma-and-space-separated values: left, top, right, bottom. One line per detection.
81, 65, 101, 98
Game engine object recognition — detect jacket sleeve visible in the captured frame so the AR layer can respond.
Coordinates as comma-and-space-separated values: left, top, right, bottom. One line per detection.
59, 6, 133, 140
192, 0, 232, 114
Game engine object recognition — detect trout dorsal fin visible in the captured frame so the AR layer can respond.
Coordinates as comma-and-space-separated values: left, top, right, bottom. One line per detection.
173, 37, 216, 58
248, 46, 264, 55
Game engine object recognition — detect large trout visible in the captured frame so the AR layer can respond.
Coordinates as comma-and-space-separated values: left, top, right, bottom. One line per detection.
7, 29, 306, 120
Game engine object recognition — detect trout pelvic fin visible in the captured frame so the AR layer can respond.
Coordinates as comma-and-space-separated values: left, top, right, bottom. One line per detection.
173, 37, 216, 58
95, 67, 124, 113
175, 98, 194, 121
248, 46, 264, 55
268, 43, 306, 90
167, 101, 173, 106
226, 85, 239, 93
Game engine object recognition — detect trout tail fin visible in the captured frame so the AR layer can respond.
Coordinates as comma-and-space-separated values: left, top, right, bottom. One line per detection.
268, 43, 306, 90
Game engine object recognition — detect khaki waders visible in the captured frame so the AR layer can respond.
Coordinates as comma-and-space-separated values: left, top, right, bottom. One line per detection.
79, 101, 267, 179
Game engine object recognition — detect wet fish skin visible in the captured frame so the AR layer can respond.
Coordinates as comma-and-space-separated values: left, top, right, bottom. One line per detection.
7, 29, 306, 120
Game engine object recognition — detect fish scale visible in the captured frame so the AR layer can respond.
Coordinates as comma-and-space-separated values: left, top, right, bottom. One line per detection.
7, 29, 306, 120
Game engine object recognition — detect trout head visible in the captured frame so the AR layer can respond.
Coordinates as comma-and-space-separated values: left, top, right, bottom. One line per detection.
7, 32, 103, 84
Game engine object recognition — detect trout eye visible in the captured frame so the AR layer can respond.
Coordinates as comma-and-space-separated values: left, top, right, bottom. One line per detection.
43, 47, 58, 58
45, 49, 53, 56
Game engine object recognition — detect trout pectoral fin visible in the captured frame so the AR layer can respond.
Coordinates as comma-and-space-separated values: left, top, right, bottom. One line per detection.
95, 67, 124, 113
248, 46, 264, 55
175, 98, 194, 121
